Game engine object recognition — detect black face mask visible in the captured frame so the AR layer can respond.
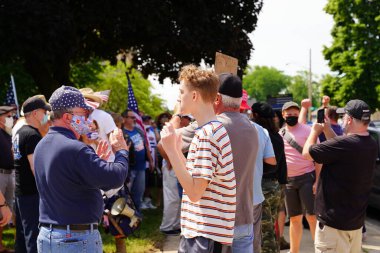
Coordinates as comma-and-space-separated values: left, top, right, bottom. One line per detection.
285, 116, 298, 126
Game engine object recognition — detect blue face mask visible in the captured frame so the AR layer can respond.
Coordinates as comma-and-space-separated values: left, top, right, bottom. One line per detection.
70, 115, 91, 135
41, 114, 49, 125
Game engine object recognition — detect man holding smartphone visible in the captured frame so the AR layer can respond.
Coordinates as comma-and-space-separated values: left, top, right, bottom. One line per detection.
303, 99, 377, 253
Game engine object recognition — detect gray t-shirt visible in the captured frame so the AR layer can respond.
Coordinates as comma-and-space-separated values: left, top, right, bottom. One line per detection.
178, 112, 259, 226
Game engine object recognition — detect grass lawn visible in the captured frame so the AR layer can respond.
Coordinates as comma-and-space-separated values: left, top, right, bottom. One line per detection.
2, 207, 164, 253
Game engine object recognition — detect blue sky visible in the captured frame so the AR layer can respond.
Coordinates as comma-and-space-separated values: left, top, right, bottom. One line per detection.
151, 0, 334, 110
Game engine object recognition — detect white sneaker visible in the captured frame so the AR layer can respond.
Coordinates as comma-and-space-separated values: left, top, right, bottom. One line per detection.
140, 202, 149, 210
147, 201, 157, 209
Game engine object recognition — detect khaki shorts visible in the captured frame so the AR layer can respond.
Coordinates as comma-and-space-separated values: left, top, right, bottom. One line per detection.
315, 221, 362, 253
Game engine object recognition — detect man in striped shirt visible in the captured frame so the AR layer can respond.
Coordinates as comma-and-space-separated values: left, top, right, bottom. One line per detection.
160, 65, 236, 252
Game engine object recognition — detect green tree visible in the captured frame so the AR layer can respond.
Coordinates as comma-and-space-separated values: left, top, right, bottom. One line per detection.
243, 66, 291, 102
0, 63, 39, 106
286, 70, 320, 105
323, 0, 380, 109
0, 0, 263, 97
320, 73, 344, 106
70, 60, 165, 117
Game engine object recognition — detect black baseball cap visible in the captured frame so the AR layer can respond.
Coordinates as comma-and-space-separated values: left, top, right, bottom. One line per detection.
336, 99, 371, 122
22, 95, 51, 114
218, 73, 243, 98
282, 101, 300, 111
251, 102, 275, 118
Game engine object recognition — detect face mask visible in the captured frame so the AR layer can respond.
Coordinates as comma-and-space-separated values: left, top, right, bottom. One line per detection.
41, 114, 49, 125
86, 131, 99, 140
4, 117, 13, 135
70, 115, 91, 135
285, 116, 298, 127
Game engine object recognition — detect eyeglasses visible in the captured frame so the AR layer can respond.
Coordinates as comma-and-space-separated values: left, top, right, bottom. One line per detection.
126, 116, 136, 119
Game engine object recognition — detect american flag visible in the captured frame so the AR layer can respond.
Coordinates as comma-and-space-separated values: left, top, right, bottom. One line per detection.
84, 99, 100, 109
4, 74, 19, 116
126, 73, 147, 137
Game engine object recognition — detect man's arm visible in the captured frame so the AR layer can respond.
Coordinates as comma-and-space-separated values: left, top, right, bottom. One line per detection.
313, 163, 322, 194
157, 142, 172, 169
27, 154, 35, 176
322, 116, 337, 140
299, 98, 312, 124
264, 157, 276, 165
303, 123, 324, 161
161, 123, 209, 202
0, 191, 12, 227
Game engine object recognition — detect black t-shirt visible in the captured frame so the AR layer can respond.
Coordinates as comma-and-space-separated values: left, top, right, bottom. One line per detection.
263, 132, 288, 184
0, 128, 13, 170
13, 125, 42, 196
309, 134, 377, 230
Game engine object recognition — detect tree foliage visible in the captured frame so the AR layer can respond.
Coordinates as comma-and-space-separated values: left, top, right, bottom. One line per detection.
0, 0, 263, 97
243, 66, 291, 102
70, 60, 166, 117
286, 71, 320, 106
322, 0, 380, 109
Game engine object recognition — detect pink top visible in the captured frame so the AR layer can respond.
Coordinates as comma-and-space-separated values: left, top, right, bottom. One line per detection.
282, 124, 315, 177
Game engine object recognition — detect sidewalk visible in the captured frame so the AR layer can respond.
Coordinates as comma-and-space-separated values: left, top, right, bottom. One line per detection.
162, 220, 380, 252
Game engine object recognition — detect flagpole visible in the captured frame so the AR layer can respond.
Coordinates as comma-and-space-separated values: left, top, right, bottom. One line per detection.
10, 73, 20, 117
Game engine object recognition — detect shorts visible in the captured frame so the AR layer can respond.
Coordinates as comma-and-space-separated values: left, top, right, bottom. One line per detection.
178, 236, 231, 253
315, 221, 362, 253
285, 171, 315, 217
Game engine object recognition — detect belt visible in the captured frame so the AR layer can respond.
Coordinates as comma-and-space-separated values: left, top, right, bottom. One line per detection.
0, 169, 13, 174
40, 223, 98, 231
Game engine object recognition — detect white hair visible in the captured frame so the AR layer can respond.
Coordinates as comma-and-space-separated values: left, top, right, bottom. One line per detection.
220, 94, 242, 109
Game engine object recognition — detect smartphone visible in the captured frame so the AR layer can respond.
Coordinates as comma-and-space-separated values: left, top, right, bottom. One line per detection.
317, 108, 325, 123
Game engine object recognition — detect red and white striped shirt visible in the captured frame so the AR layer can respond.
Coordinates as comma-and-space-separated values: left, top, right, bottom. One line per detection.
181, 121, 236, 245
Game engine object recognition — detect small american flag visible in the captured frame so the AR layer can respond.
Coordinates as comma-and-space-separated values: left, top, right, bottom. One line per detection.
4, 74, 19, 116
126, 73, 147, 137
95, 90, 110, 103
84, 99, 100, 109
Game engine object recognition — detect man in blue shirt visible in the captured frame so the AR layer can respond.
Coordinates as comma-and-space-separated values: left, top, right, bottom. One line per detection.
34, 86, 130, 253
122, 109, 153, 211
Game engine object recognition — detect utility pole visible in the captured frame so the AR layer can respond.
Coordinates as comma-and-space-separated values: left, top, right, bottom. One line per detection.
308, 49, 312, 121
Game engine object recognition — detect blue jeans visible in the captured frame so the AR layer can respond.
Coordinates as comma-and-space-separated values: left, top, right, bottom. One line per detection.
15, 194, 39, 253
37, 226, 102, 253
232, 223, 254, 253
127, 169, 146, 211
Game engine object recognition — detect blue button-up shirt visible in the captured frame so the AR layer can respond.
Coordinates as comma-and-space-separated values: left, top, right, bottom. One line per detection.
34, 126, 129, 225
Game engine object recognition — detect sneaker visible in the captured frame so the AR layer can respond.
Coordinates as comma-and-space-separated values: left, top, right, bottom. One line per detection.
161, 229, 181, 236
140, 202, 149, 210
280, 236, 290, 250
147, 201, 157, 209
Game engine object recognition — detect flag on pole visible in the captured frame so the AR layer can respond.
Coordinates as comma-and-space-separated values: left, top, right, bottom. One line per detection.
126, 73, 146, 137
4, 74, 19, 117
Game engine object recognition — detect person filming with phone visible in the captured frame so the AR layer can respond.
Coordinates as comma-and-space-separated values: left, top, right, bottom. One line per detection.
302, 99, 377, 253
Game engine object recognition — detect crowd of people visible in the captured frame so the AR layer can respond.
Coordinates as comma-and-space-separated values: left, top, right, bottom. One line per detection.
0, 64, 377, 253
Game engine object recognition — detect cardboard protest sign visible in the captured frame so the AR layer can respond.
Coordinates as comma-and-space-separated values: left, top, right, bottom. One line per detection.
214, 52, 238, 75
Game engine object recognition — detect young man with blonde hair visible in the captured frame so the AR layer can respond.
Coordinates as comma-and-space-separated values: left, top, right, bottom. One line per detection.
160, 65, 236, 253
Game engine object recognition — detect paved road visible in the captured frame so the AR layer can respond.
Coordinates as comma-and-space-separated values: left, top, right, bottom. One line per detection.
162, 217, 380, 253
